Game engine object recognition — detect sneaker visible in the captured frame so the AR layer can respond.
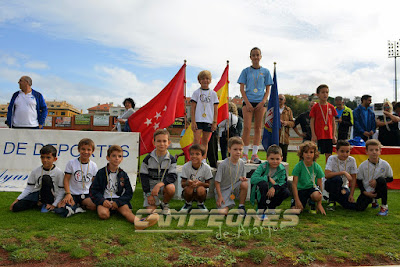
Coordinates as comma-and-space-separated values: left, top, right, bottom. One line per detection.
377, 207, 388, 216
180, 202, 192, 213
75, 207, 86, 214
160, 202, 171, 215
327, 201, 336, 211
372, 201, 379, 209
251, 154, 262, 164
241, 154, 249, 163
41, 204, 49, 213
65, 206, 75, 218
197, 203, 208, 212
135, 213, 160, 230
238, 205, 247, 216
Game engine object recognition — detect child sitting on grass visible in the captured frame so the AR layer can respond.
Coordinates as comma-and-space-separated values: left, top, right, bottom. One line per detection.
291, 141, 326, 215
10, 145, 64, 213
356, 139, 393, 216
90, 145, 158, 230
250, 145, 289, 214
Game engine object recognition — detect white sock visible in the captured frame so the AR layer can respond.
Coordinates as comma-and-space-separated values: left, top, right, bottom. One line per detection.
382, 204, 388, 209
238, 204, 245, 207
243, 146, 249, 155
186, 201, 192, 205
252, 145, 259, 155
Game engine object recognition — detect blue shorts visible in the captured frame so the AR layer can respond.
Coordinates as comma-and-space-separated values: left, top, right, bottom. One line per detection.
196, 122, 212, 132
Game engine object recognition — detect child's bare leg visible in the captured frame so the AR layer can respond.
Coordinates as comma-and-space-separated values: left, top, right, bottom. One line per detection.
183, 187, 194, 202
163, 184, 175, 203
242, 109, 254, 146
195, 186, 207, 203
146, 206, 157, 213
253, 107, 266, 146
325, 153, 331, 163
239, 181, 249, 204
97, 205, 110, 220
218, 207, 229, 215
193, 130, 202, 145
82, 198, 96, 210
201, 131, 212, 156
311, 191, 325, 214
118, 204, 136, 223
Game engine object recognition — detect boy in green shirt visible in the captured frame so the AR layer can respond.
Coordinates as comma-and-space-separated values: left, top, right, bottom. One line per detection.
291, 141, 326, 215
250, 145, 289, 214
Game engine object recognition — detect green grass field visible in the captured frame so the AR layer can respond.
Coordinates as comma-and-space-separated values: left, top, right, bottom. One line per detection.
1, 151, 399, 266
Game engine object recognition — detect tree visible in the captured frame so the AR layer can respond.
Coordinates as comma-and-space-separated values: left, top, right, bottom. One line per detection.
284, 95, 309, 118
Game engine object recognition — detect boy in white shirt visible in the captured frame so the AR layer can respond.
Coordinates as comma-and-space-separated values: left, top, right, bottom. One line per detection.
190, 70, 219, 159
356, 139, 393, 216
324, 140, 357, 210
10, 145, 64, 212
56, 138, 98, 217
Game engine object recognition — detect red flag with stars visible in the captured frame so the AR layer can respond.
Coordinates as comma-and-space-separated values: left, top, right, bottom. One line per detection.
128, 64, 186, 155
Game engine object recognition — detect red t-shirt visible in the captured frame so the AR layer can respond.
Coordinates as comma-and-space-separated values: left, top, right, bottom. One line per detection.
310, 103, 337, 140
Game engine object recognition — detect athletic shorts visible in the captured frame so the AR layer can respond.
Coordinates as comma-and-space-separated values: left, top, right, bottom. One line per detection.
196, 122, 213, 132
215, 184, 241, 209
291, 187, 321, 208
72, 194, 90, 206
143, 179, 166, 207
317, 139, 333, 154
243, 101, 267, 108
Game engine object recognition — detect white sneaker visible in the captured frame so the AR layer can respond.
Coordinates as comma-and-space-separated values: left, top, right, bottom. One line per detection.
65, 206, 74, 218
75, 207, 86, 214
160, 202, 171, 215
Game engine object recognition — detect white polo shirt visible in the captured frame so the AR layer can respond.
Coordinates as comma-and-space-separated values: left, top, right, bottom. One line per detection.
12, 91, 39, 127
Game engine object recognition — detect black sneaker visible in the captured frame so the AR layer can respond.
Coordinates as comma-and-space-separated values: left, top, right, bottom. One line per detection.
197, 203, 208, 212
179, 203, 192, 213
238, 205, 247, 216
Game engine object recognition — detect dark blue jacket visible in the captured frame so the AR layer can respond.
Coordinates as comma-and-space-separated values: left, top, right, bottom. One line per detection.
353, 105, 376, 138
89, 166, 133, 207
7, 89, 48, 128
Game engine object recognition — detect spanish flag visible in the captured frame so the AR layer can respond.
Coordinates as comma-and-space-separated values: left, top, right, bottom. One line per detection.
214, 64, 229, 124
333, 146, 400, 190
179, 64, 230, 161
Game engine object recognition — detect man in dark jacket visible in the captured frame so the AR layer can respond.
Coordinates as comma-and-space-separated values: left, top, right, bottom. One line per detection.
353, 95, 376, 142
335, 96, 353, 140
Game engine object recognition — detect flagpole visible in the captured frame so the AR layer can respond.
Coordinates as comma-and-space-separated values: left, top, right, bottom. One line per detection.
184, 59, 187, 130
226, 60, 230, 140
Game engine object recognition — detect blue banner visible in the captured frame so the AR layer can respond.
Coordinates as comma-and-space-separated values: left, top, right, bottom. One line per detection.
262, 65, 280, 151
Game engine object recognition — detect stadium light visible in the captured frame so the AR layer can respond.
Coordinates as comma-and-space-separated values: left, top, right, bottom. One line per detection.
388, 40, 400, 102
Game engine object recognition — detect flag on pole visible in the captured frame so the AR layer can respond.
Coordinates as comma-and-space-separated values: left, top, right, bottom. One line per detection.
179, 123, 194, 161
262, 64, 280, 151
128, 64, 186, 155
214, 64, 229, 124
179, 64, 230, 162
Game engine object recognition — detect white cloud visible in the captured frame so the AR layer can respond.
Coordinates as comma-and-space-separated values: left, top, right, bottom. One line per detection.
25, 61, 49, 70
0, 0, 399, 105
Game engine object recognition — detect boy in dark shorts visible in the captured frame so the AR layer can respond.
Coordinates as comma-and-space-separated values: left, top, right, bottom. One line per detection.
90, 145, 159, 230
310, 84, 337, 162
190, 70, 219, 160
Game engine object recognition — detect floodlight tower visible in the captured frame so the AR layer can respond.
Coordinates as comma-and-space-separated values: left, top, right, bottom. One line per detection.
388, 40, 399, 102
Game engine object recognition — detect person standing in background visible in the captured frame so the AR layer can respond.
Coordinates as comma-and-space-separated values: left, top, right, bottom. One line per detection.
7, 76, 47, 129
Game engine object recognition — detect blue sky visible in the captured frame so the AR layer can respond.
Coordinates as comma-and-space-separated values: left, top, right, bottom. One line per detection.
0, 0, 398, 112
